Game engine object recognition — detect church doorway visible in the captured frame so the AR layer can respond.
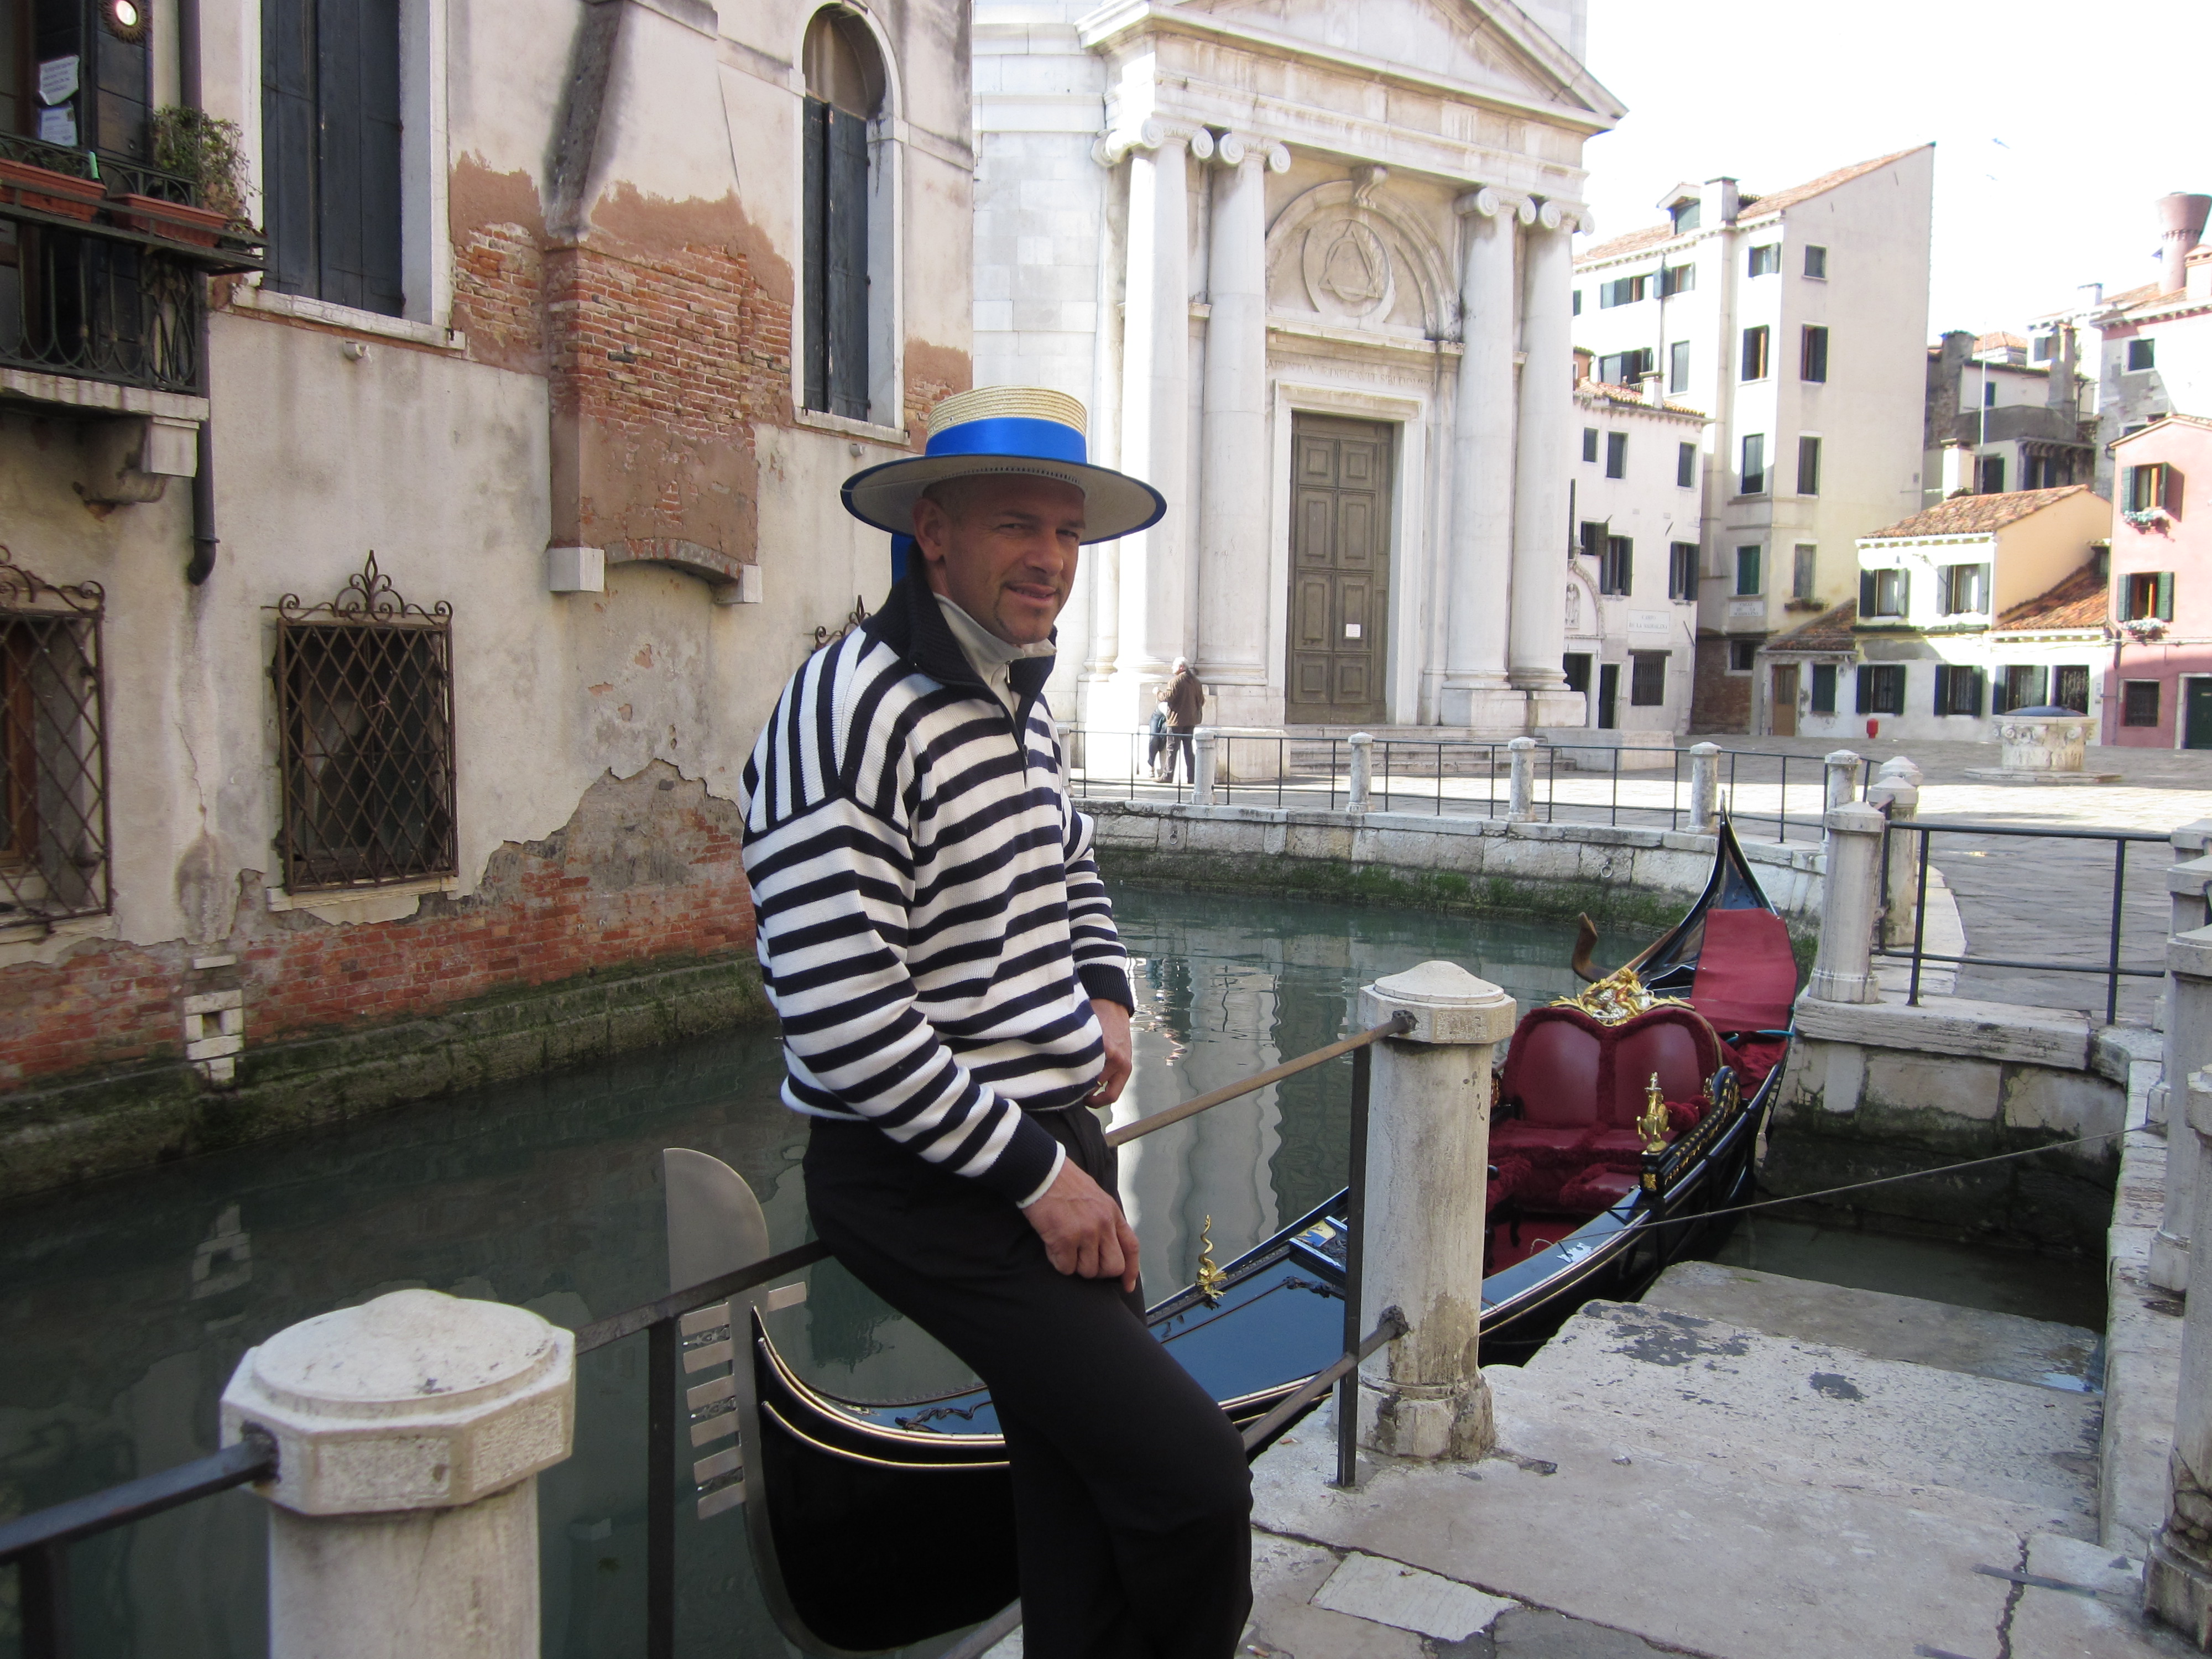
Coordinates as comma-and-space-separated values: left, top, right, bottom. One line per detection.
1287, 414, 1392, 725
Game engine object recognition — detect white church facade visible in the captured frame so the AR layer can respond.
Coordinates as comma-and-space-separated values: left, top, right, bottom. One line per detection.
972, 0, 1624, 742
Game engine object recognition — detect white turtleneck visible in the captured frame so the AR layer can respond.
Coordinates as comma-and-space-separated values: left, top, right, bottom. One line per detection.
934, 593, 1056, 720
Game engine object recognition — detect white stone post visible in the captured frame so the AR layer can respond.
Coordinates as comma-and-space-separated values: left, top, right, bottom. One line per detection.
1506, 736, 1537, 823
1865, 764, 1922, 950
1687, 741, 1720, 833
1876, 754, 1923, 790
1823, 748, 1861, 810
1112, 125, 1204, 705
2148, 1060, 2212, 1640
2155, 842, 2212, 1294
1354, 962, 1517, 1459
1347, 732, 1374, 814
1192, 729, 1218, 806
1441, 187, 1520, 731
1195, 135, 1286, 718
222, 1290, 575, 1659
1507, 204, 1584, 728
1806, 802, 1885, 1004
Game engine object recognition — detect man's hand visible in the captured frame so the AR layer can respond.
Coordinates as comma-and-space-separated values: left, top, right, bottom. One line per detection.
1089, 998, 1132, 1107
1022, 1159, 1141, 1293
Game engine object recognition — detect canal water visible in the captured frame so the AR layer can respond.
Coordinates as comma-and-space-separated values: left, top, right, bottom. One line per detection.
0, 885, 2106, 1657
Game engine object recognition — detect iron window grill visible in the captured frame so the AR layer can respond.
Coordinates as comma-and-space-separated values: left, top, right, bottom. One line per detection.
272, 553, 457, 893
0, 549, 111, 927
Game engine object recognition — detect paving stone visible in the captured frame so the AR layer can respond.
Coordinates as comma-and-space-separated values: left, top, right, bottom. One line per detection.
1308, 1551, 1514, 1641
1434, 1605, 1687, 1657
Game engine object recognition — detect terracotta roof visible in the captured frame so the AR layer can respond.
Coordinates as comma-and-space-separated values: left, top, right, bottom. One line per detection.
1973, 331, 2027, 354
1994, 563, 2109, 634
1574, 146, 1929, 268
1862, 484, 2090, 540
1574, 378, 1704, 418
2112, 412, 2212, 447
1767, 601, 1858, 653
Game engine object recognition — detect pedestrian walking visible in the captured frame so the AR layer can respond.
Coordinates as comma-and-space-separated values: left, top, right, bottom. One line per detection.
1164, 656, 1205, 783
1146, 695, 1172, 780
740, 385, 1253, 1659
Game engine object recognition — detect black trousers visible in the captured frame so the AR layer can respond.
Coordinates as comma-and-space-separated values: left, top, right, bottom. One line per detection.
1167, 729, 1196, 781
804, 1110, 1253, 1659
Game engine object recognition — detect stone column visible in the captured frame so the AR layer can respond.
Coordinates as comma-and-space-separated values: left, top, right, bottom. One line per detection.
1107, 123, 1206, 728
1193, 729, 1218, 805
1348, 732, 1374, 813
1354, 962, 1517, 1459
2149, 1055, 2212, 1641
1196, 135, 1286, 723
1807, 802, 1885, 1004
222, 1290, 575, 1659
1507, 202, 1584, 731
1441, 187, 1521, 733
1823, 748, 1862, 810
1506, 736, 1537, 823
1687, 742, 1720, 833
2154, 830, 2212, 1293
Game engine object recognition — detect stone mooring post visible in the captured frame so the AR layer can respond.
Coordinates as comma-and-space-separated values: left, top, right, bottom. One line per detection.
1347, 732, 1374, 813
2153, 823, 2212, 1295
222, 1289, 575, 1658
1354, 961, 1517, 1460
2148, 1060, 2212, 1641
1806, 802, 1885, 1005
1823, 748, 1862, 811
1864, 757, 1921, 950
1192, 728, 1218, 805
1506, 737, 1537, 823
1686, 742, 1720, 833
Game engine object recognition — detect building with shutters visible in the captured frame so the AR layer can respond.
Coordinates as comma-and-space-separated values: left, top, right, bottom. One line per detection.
0, 0, 975, 1177
972, 0, 1624, 742
1562, 375, 1705, 736
2105, 414, 2212, 749
1921, 328, 2095, 508
1571, 148, 1933, 736
1756, 485, 2111, 745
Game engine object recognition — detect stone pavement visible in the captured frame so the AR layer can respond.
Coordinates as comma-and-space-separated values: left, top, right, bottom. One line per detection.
1233, 1264, 2194, 1659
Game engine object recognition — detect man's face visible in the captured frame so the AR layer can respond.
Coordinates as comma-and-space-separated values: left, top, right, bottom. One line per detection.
912, 474, 1086, 646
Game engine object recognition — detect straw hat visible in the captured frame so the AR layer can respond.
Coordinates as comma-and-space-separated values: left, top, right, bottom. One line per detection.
841, 386, 1166, 544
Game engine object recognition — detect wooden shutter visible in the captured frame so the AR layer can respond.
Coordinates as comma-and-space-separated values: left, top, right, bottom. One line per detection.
263, 0, 319, 297
2158, 571, 2175, 621
316, 0, 404, 316
827, 106, 869, 420
1932, 665, 1948, 715
802, 97, 830, 413
2166, 467, 2185, 518
1859, 570, 1875, 616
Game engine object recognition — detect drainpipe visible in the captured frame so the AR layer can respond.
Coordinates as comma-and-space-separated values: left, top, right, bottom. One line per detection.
179, 0, 218, 587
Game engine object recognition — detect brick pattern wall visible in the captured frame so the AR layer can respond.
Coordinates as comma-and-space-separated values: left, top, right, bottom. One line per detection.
0, 766, 754, 1091
1690, 636, 1754, 734
453, 222, 546, 373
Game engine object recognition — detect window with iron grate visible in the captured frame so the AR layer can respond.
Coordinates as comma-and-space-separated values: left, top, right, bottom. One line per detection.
0, 555, 109, 926
272, 554, 456, 892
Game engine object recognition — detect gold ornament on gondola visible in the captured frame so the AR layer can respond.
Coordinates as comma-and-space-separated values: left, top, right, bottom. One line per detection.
1551, 964, 1689, 1026
1194, 1215, 1227, 1305
1639, 1071, 1671, 1154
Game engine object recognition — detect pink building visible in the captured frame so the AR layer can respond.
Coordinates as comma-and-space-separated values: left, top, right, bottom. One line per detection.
2107, 415, 2212, 747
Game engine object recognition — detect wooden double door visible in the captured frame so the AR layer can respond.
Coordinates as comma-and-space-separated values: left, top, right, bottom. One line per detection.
1288, 416, 1392, 725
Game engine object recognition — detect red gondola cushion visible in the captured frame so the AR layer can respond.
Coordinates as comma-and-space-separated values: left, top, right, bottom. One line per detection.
1558, 1165, 1640, 1212
1690, 908, 1799, 1033
1501, 1003, 1722, 1129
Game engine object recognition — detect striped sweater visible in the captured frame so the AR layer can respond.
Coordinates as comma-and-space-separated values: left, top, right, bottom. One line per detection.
739, 566, 1133, 1205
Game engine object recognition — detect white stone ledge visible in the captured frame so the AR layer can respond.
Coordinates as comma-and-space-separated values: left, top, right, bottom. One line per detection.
228, 286, 465, 352
1793, 994, 2094, 1071
0, 368, 208, 422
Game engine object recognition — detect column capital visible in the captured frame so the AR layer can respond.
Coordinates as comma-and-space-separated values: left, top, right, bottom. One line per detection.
1528, 197, 1593, 234
1206, 131, 1290, 173
1094, 118, 1212, 166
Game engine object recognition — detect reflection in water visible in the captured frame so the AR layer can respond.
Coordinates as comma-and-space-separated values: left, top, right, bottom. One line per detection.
0, 884, 1581, 1657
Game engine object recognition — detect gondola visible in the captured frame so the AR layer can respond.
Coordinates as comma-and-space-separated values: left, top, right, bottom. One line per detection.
670, 818, 1798, 1656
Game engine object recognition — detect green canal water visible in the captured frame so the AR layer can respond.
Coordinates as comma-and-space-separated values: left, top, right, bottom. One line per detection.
0, 885, 2105, 1657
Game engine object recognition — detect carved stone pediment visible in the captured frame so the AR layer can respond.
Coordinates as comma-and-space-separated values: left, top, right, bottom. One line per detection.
1266, 180, 1453, 336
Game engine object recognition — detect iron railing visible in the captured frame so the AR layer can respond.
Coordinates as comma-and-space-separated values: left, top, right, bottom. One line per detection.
0, 549, 110, 927
1875, 817, 2170, 1022
270, 554, 458, 893
1064, 729, 1860, 838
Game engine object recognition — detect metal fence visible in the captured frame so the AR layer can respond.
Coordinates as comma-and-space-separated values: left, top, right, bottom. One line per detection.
1066, 729, 1857, 839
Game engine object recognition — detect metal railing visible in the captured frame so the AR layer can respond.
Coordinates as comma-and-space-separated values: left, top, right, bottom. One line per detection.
1875, 818, 2169, 1022
1065, 729, 1859, 838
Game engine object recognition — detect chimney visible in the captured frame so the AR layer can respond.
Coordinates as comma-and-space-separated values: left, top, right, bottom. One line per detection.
1644, 372, 1666, 408
2078, 281, 2104, 312
1940, 444, 1975, 499
2046, 324, 2078, 416
2157, 192, 2211, 294
1705, 177, 1740, 225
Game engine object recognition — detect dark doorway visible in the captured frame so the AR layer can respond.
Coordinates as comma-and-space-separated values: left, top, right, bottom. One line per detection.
1288, 415, 1392, 724
2186, 680, 2212, 750
1597, 663, 1619, 729
1563, 653, 1592, 704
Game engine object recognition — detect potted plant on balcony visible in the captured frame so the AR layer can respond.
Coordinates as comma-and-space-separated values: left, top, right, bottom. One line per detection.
0, 135, 107, 221
108, 108, 256, 249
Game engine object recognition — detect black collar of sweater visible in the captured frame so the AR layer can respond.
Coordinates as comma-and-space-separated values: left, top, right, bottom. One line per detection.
862, 561, 1057, 717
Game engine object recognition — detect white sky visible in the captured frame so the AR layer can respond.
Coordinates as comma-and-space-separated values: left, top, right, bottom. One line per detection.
1576, 0, 2212, 336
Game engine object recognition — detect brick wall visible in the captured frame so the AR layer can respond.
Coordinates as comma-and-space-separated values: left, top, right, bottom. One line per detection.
0, 765, 754, 1091
1690, 635, 1754, 734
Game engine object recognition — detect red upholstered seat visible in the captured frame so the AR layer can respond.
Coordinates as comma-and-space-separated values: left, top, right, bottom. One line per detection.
1691, 908, 1799, 1033
1558, 1166, 1640, 1213
1501, 1004, 1722, 1132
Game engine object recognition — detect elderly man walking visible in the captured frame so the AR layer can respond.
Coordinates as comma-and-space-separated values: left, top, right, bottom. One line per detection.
739, 387, 1253, 1659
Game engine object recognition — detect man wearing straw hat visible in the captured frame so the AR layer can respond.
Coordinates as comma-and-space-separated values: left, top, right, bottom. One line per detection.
740, 386, 1252, 1658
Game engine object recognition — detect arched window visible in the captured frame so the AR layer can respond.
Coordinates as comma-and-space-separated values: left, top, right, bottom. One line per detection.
801, 9, 885, 421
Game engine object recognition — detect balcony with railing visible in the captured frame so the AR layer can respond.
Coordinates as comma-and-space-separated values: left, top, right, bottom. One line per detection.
0, 132, 262, 402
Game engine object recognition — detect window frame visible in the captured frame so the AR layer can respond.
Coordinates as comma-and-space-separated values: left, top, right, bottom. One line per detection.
2121, 571, 2176, 622
2124, 679, 2162, 727
1598, 274, 1650, 309
1726, 637, 1759, 674
1582, 427, 1599, 464
1735, 545, 1762, 598
1668, 340, 1690, 394
1676, 440, 1696, 488
1937, 562, 1989, 617
1803, 244, 1827, 279
1801, 324, 1828, 383
1740, 432, 1766, 494
1604, 430, 1627, 480
1933, 663, 1985, 717
1860, 566, 1910, 620
2128, 337, 2157, 372
1797, 434, 1822, 496
1809, 662, 1837, 713
1855, 662, 1906, 716
1668, 541, 1697, 601
0, 555, 111, 926
1658, 262, 1695, 298
1599, 535, 1635, 597
1747, 243, 1780, 276
1629, 650, 1668, 707
1741, 324, 1771, 382
1792, 544, 1816, 603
